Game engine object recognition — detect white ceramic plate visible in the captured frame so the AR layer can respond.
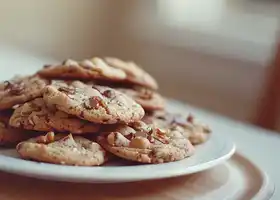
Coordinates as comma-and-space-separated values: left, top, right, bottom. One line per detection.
0, 105, 235, 183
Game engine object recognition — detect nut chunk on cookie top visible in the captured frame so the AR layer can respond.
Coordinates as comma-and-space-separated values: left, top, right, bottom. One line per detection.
98, 121, 195, 163
38, 57, 126, 81
9, 98, 101, 134
143, 111, 211, 145
17, 132, 107, 166
43, 81, 145, 124
0, 75, 49, 110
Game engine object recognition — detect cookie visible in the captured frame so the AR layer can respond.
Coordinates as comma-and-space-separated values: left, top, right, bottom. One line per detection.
115, 87, 165, 111
105, 57, 158, 90
9, 98, 100, 134
0, 75, 49, 110
0, 110, 37, 146
43, 81, 145, 124
38, 58, 126, 81
143, 111, 211, 145
97, 121, 194, 163
16, 132, 107, 166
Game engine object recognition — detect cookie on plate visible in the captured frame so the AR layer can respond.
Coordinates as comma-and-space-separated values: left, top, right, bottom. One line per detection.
115, 86, 165, 111
43, 81, 145, 124
104, 57, 158, 90
143, 111, 211, 145
17, 132, 107, 166
97, 121, 195, 163
38, 58, 126, 81
9, 98, 100, 134
0, 110, 36, 146
0, 75, 49, 110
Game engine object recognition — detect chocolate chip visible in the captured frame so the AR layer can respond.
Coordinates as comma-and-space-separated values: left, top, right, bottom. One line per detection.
117, 101, 124, 106
43, 64, 51, 68
187, 114, 194, 123
102, 119, 109, 123
58, 87, 75, 95
80, 111, 85, 118
124, 132, 135, 140
62, 60, 68, 65
103, 89, 115, 98
157, 116, 166, 120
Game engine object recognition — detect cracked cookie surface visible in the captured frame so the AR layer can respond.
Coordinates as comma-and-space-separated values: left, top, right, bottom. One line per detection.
97, 121, 194, 163
38, 58, 127, 81
43, 81, 145, 124
0, 76, 49, 110
143, 111, 211, 145
17, 132, 107, 166
9, 98, 100, 134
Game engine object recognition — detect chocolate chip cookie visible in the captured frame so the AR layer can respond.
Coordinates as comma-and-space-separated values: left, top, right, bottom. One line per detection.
43, 81, 145, 124
115, 87, 165, 111
0, 110, 37, 146
143, 111, 211, 145
105, 57, 158, 90
17, 132, 107, 166
38, 58, 127, 81
97, 121, 194, 163
9, 98, 100, 134
0, 75, 49, 110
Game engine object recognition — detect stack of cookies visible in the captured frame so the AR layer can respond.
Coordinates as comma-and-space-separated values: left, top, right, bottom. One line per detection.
0, 57, 211, 166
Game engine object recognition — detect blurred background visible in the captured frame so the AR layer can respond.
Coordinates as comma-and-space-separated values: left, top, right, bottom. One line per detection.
1, 0, 280, 130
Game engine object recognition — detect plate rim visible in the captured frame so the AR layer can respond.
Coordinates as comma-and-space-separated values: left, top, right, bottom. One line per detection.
0, 132, 236, 183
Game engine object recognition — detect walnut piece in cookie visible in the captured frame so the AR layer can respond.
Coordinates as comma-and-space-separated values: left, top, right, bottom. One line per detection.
0, 75, 49, 110
38, 57, 126, 81
43, 81, 145, 124
104, 57, 158, 90
9, 98, 100, 134
97, 122, 194, 163
0, 110, 37, 146
143, 111, 211, 145
16, 132, 107, 166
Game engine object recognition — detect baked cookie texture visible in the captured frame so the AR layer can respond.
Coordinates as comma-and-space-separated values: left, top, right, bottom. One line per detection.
38, 58, 127, 81
0, 76, 49, 110
104, 57, 158, 90
17, 132, 107, 166
114, 87, 165, 111
98, 121, 195, 163
38, 57, 158, 90
143, 111, 211, 145
9, 98, 100, 134
43, 81, 145, 124
0, 110, 37, 146
0, 55, 212, 166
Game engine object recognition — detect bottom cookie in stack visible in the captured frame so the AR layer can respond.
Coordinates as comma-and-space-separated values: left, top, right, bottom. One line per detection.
97, 121, 195, 164
17, 132, 107, 166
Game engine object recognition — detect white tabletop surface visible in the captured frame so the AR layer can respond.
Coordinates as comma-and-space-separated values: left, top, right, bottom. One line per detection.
0, 46, 279, 199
